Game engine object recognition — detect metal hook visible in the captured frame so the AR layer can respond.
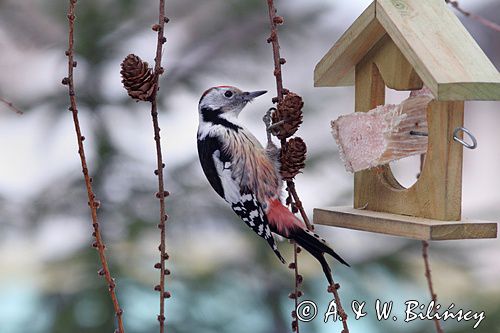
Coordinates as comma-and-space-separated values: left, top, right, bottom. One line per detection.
410, 127, 477, 149
409, 127, 477, 150
453, 127, 477, 149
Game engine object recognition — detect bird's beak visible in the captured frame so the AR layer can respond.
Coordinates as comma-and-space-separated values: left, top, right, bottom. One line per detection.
241, 90, 267, 102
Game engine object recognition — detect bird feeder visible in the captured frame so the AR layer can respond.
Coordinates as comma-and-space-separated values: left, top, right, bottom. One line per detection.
313, 0, 499, 240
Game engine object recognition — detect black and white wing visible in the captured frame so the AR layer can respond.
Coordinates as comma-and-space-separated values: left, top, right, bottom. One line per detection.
231, 188, 285, 263
197, 135, 285, 263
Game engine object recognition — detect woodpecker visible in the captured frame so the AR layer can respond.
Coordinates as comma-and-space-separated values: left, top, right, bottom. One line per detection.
197, 85, 349, 284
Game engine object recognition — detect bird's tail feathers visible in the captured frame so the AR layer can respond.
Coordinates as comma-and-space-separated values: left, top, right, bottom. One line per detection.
266, 199, 349, 279
261, 228, 285, 264
290, 227, 349, 284
270, 242, 286, 264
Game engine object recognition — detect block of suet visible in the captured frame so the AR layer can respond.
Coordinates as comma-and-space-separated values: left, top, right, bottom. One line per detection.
331, 88, 433, 173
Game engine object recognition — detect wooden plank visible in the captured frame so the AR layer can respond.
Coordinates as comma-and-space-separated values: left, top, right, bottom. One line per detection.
314, 2, 385, 87
365, 35, 423, 90
314, 206, 498, 241
438, 82, 500, 101
353, 54, 464, 221
376, 0, 500, 101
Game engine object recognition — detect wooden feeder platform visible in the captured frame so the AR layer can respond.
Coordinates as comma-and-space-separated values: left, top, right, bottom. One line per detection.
314, 206, 498, 241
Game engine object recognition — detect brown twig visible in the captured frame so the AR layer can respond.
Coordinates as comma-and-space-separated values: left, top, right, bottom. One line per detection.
266, 0, 285, 103
327, 283, 349, 332
293, 243, 300, 333
287, 181, 312, 230
265, 1, 348, 332
418, 154, 443, 333
62, 1, 125, 332
0, 97, 23, 114
446, 0, 500, 32
289, 242, 302, 333
265, 3, 302, 331
149, 1, 170, 332
422, 241, 444, 333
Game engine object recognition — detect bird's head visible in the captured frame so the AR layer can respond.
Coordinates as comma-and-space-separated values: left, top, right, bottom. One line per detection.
198, 86, 267, 118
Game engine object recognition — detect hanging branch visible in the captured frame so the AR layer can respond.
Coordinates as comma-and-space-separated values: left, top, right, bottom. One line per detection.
264, 3, 304, 331
288, 243, 303, 332
265, 1, 312, 231
422, 241, 444, 333
265, 1, 348, 332
120, 2, 170, 332
150, 3, 171, 331
446, 0, 500, 32
418, 155, 444, 333
0, 97, 23, 114
62, 1, 125, 332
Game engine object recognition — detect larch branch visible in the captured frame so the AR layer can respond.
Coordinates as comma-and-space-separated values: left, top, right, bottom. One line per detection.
265, 1, 348, 332
0, 97, 23, 115
63, 1, 125, 332
446, 0, 500, 32
149, 1, 170, 332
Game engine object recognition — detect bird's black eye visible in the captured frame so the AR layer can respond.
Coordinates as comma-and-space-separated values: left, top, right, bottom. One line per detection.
224, 91, 233, 98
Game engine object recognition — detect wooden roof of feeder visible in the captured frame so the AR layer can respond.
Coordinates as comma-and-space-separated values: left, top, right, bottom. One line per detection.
314, 0, 500, 100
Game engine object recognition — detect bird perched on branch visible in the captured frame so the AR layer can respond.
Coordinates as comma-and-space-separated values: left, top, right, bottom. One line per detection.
196, 85, 349, 284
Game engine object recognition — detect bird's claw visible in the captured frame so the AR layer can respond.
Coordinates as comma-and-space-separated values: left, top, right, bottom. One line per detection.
267, 120, 285, 133
263, 108, 278, 143
263, 107, 276, 131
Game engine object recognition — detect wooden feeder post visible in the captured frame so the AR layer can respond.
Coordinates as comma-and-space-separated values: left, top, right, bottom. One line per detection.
313, 0, 499, 240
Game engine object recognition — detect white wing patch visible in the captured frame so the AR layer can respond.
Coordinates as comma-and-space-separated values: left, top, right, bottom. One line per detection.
212, 150, 240, 204
249, 210, 259, 219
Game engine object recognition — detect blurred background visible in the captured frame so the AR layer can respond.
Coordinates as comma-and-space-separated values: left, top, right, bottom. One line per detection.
0, 0, 499, 332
